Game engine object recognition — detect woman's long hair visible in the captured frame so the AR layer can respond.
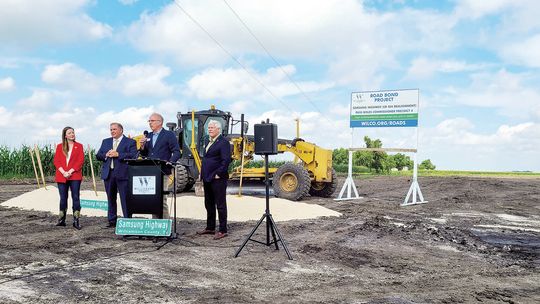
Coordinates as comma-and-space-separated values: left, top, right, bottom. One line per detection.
61, 126, 74, 157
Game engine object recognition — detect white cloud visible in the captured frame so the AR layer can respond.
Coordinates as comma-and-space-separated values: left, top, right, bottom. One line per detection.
453, 1, 540, 70
0, 107, 10, 127
229, 100, 251, 114
114, 64, 174, 97
406, 57, 487, 79
0, 77, 15, 91
455, 0, 540, 33
247, 109, 350, 151
123, 0, 464, 87
42, 63, 101, 92
40, 62, 174, 98
420, 117, 540, 170
0, 0, 112, 48
94, 106, 154, 136
123, 1, 379, 64
187, 65, 333, 100
16, 90, 55, 108
501, 34, 540, 68
0, 104, 165, 148
118, 0, 139, 5
329, 103, 349, 116
455, 0, 512, 19
0, 56, 51, 69
444, 69, 540, 120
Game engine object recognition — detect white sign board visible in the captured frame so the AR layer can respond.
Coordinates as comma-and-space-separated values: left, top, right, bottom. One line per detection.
350, 89, 419, 128
132, 176, 156, 195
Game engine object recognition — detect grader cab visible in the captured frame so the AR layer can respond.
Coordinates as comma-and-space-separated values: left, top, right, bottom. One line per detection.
165, 106, 337, 201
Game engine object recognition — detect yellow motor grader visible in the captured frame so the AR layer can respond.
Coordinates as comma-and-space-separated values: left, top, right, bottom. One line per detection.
160, 106, 337, 201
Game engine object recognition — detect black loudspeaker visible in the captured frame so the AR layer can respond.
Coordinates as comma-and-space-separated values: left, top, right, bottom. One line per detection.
254, 123, 278, 155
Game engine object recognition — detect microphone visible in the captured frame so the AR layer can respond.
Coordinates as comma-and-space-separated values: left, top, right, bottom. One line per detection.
137, 130, 150, 159
143, 130, 151, 142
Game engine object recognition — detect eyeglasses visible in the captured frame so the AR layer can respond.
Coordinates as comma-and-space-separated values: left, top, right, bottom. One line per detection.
147, 120, 161, 123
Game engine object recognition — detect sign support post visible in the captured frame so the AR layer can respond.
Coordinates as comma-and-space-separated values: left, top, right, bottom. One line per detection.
335, 150, 361, 201
402, 127, 426, 206
335, 128, 361, 201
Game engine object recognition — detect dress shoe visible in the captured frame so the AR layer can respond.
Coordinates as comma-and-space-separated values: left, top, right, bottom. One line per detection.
213, 232, 228, 240
196, 229, 215, 235
105, 222, 116, 228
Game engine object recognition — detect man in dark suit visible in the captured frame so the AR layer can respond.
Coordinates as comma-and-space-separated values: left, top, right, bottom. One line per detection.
96, 122, 137, 227
138, 112, 181, 218
198, 120, 231, 240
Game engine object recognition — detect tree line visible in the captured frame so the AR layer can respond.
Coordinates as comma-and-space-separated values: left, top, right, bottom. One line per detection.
332, 136, 436, 173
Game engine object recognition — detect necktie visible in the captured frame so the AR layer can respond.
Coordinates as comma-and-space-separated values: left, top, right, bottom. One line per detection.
111, 139, 119, 169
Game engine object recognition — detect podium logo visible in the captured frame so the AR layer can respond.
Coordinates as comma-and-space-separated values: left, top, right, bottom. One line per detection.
133, 176, 156, 195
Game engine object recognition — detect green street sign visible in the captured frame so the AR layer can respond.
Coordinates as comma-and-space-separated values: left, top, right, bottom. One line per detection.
115, 218, 172, 237
80, 199, 108, 211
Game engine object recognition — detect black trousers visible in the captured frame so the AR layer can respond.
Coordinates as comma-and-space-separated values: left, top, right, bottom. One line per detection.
203, 178, 227, 233
103, 168, 129, 222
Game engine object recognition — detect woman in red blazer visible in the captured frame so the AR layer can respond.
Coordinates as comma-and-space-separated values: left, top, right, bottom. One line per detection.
53, 126, 84, 229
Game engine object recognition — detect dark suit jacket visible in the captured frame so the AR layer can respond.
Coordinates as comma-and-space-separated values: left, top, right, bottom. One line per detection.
96, 136, 138, 180
140, 128, 181, 175
201, 135, 231, 183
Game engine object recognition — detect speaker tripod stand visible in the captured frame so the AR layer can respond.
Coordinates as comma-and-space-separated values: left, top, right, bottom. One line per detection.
234, 154, 293, 260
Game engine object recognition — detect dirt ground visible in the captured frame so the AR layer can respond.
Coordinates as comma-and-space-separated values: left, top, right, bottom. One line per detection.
1, 176, 539, 303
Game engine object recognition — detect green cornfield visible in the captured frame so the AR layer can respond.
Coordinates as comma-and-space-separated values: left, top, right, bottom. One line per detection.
0, 145, 101, 179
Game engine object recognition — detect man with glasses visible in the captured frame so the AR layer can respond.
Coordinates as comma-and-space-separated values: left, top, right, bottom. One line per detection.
138, 113, 181, 219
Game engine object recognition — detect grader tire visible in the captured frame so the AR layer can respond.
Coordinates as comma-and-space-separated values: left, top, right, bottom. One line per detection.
309, 168, 338, 198
175, 165, 189, 192
272, 163, 311, 201
183, 179, 195, 192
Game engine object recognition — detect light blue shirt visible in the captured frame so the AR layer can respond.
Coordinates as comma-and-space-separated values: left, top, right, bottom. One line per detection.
152, 128, 162, 147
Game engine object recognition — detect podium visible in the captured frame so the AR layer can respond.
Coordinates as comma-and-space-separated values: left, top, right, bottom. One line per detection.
125, 158, 171, 219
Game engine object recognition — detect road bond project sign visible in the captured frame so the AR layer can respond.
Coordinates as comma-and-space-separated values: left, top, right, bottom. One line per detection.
350, 89, 419, 128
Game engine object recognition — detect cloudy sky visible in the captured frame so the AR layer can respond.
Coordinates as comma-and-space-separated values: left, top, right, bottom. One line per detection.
1, 0, 539, 172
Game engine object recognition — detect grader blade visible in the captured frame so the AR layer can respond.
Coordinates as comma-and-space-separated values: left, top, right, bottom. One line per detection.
226, 179, 274, 197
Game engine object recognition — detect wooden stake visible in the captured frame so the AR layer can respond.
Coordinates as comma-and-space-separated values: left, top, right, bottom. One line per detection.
29, 148, 41, 189
34, 145, 47, 190
87, 145, 98, 196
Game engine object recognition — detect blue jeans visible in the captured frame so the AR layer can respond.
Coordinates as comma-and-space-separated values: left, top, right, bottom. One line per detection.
57, 180, 81, 212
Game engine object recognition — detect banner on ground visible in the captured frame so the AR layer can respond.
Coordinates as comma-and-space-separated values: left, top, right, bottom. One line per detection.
350, 89, 419, 128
